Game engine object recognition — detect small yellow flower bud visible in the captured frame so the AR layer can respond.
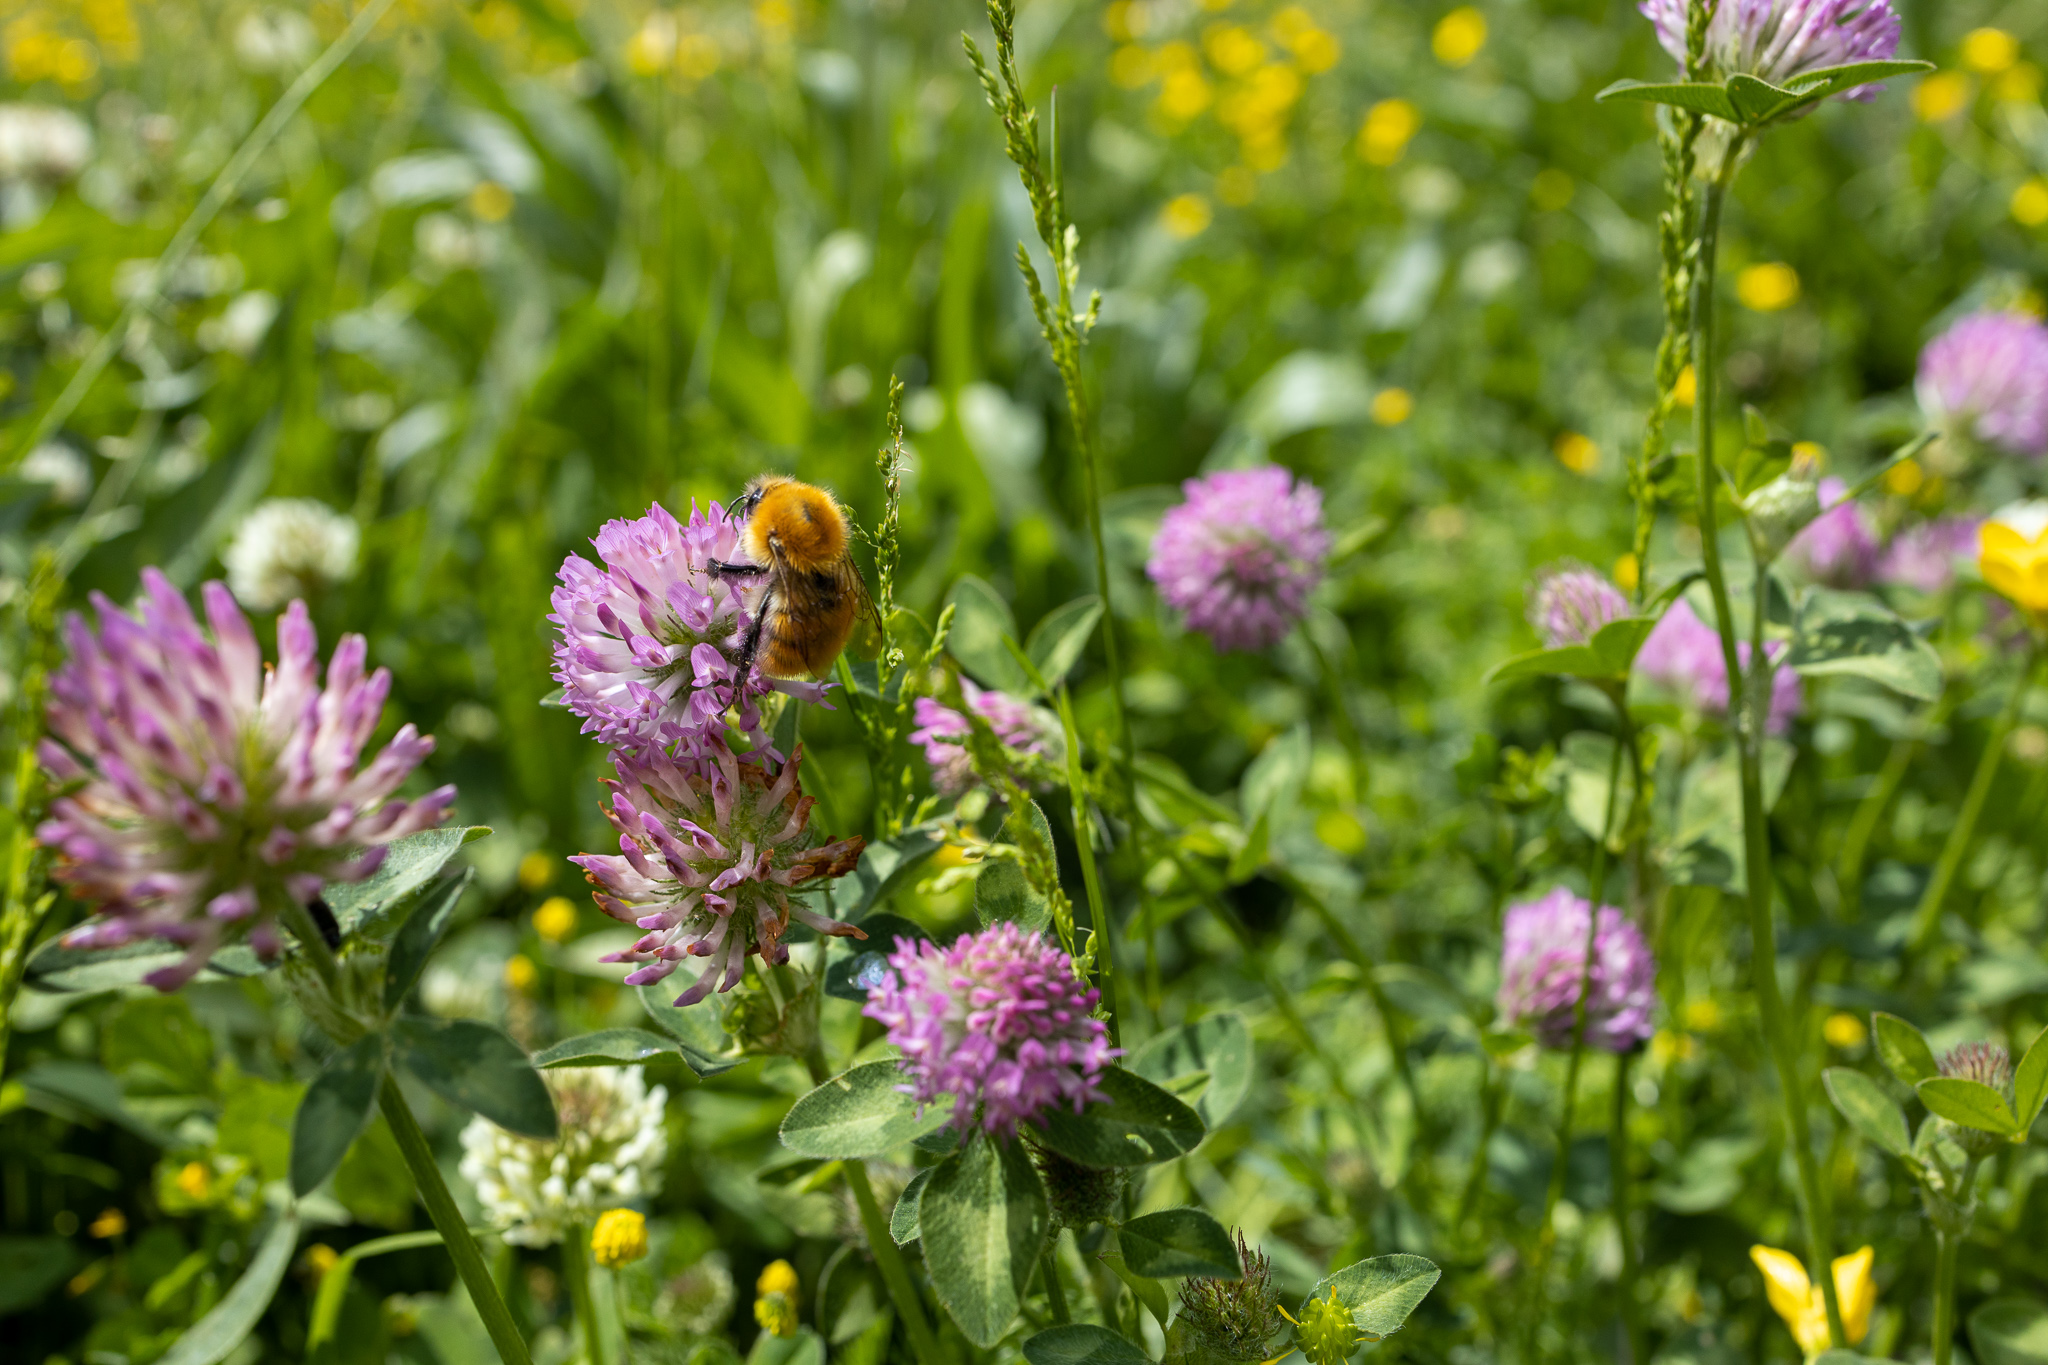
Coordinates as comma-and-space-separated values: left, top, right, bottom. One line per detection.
504, 954, 538, 993
754, 1258, 801, 1337
175, 1161, 212, 1200
306, 1243, 341, 1277
1824, 1013, 1868, 1049
518, 851, 556, 891
591, 1209, 649, 1269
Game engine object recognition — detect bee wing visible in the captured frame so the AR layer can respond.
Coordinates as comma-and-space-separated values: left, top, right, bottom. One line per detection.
842, 558, 885, 634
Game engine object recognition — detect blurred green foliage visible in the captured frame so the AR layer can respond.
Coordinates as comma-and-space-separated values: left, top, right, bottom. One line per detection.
2, 0, 2047, 1361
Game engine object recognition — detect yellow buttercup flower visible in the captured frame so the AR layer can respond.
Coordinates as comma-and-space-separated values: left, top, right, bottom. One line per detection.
591, 1209, 649, 1268
1823, 1012, 1868, 1049
533, 897, 578, 943
754, 1259, 800, 1337
1751, 1244, 1876, 1357
1370, 388, 1413, 426
1980, 501, 2048, 618
1737, 263, 1800, 312
1432, 7, 1487, 67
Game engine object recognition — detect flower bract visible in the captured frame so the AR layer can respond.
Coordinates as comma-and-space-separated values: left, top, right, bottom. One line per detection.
38, 569, 455, 989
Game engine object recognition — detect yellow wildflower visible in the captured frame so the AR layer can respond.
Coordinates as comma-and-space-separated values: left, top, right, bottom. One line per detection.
533, 897, 578, 943
1672, 364, 1696, 407
1751, 1244, 1876, 1356
1432, 7, 1487, 67
1737, 263, 1800, 312
755, 1259, 800, 1337
1912, 71, 1971, 122
87, 1208, 126, 1239
1554, 432, 1599, 475
306, 1244, 341, 1277
1960, 28, 2018, 75
504, 954, 538, 993
1371, 388, 1413, 426
1980, 502, 2048, 618
2013, 178, 2048, 228
1163, 193, 1213, 239
175, 1162, 212, 1200
518, 850, 555, 891
1823, 1013, 1868, 1049
1358, 98, 1419, 166
591, 1209, 649, 1269
1613, 553, 1640, 594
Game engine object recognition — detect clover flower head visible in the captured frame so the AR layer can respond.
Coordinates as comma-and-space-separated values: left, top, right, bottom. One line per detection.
1639, 0, 1903, 97
573, 742, 867, 1006
1635, 598, 1802, 733
1147, 466, 1330, 652
1527, 562, 1629, 648
550, 500, 828, 755
1877, 517, 1981, 593
1496, 887, 1657, 1053
657, 1253, 736, 1336
0, 103, 93, 182
459, 1065, 669, 1248
1783, 478, 1879, 587
1179, 1232, 1282, 1363
591, 1208, 650, 1268
1291, 1293, 1361, 1365
222, 498, 360, 610
1935, 1041, 2017, 1155
37, 570, 455, 990
863, 923, 1117, 1136
1917, 311, 2048, 458
754, 1260, 801, 1338
909, 681, 1055, 796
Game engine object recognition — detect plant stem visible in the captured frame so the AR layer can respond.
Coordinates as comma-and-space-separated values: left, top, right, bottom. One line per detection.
0, 556, 61, 1073
1532, 723, 1624, 1304
1932, 1226, 1958, 1365
1269, 869, 1418, 1123
1056, 686, 1124, 1044
1455, 1060, 1506, 1230
378, 1075, 533, 1365
844, 1161, 953, 1365
7, 0, 399, 470
1040, 1245, 1072, 1324
563, 1223, 608, 1365
1302, 624, 1367, 778
1612, 1050, 1646, 1365
1908, 644, 2038, 953
1688, 136, 1846, 1348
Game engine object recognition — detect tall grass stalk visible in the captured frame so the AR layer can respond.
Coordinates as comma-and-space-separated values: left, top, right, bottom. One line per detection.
1688, 136, 1846, 1346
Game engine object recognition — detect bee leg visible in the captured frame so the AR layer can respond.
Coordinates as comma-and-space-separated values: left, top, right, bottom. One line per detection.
708, 559, 769, 580
735, 585, 772, 681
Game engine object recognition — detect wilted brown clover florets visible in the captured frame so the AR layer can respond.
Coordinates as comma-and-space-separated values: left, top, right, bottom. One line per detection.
1177, 1232, 1281, 1363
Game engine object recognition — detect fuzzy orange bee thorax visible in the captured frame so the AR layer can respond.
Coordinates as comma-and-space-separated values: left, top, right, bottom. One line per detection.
743, 478, 849, 574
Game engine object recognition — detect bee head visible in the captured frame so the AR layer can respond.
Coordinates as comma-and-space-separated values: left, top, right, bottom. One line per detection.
741, 476, 849, 572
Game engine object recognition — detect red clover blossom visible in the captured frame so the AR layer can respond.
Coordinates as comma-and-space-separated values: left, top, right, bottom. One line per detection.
863, 923, 1116, 1136
1496, 888, 1657, 1053
1526, 562, 1630, 648
550, 501, 827, 756
1147, 466, 1329, 653
38, 570, 454, 989
1916, 311, 2048, 459
1635, 599, 1801, 733
574, 742, 866, 1006
1639, 0, 1902, 98
908, 681, 1054, 796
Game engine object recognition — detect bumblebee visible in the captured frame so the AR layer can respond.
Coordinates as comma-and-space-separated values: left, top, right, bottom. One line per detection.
712, 475, 878, 680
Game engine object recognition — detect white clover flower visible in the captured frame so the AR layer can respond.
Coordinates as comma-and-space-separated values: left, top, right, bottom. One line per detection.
222, 498, 359, 610
197, 290, 279, 358
458, 1066, 669, 1248
233, 10, 317, 73
20, 442, 90, 507
0, 105, 92, 183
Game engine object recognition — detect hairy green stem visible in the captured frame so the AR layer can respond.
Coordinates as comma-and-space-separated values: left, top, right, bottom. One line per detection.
845, 1161, 953, 1365
1908, 645, 2038, 952
1932, 1227, 1958, 1365
1056, 687, 1125, 1042
563, 1223, 608, 1365
1688, 136, 1846, 1347
0, 557, 61, 1072
1040, 1246, 1072, 1324
7, 0, 399, 470
378, 1076, 533, 1365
